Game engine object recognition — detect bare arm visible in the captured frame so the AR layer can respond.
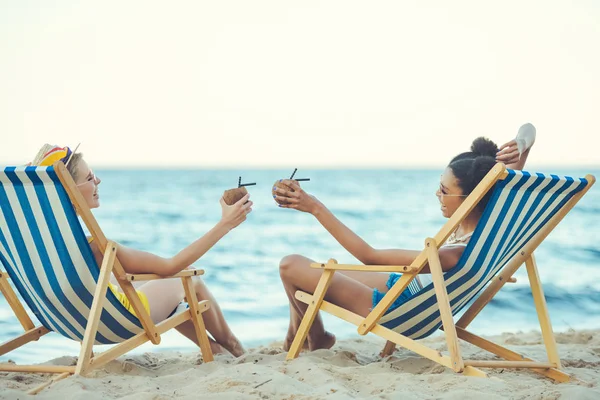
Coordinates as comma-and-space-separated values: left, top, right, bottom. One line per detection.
91, 193, 253, 276
117, 221, 232, 275
496, 123, 536, 170
276, 180, 463, 271
496, 140, 532, 171
369, 246, 465, 273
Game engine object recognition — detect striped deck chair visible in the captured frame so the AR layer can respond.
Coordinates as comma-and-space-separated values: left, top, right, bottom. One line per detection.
0, 162, 214, 394
287, 164, 595, 382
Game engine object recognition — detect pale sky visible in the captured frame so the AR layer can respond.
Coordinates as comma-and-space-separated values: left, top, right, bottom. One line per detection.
1, 1, 599, 168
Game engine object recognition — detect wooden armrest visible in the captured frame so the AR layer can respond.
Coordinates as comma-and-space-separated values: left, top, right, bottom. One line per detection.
0, 271, 8, 279
508, 277, 517, 283
124, 269, 205, 282
310, 262, 418, 274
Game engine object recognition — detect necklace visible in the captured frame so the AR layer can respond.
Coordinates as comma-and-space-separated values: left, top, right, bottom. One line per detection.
447, 229, 473, 245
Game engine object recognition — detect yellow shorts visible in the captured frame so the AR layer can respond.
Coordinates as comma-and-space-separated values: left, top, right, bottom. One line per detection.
108, 283, 151, 318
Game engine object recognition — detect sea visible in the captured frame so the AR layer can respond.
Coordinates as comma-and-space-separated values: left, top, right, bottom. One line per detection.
1, 168, 599, 363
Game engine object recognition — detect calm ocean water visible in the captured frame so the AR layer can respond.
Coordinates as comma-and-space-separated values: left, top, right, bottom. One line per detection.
1, 169, 599, 363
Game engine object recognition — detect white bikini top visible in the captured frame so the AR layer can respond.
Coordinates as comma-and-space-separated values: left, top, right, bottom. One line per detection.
442, 230, 473, 248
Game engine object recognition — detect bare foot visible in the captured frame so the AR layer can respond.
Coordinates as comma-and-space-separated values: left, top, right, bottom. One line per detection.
379, 341, 397, 358
308, 331, 336, 351
283, 334, 309, 352
379, 348, 394, 358
209, 338, 225, 355
222, 337, 246, 357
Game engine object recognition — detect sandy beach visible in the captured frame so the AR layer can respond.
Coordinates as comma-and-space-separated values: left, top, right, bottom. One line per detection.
1, 329, 599, 399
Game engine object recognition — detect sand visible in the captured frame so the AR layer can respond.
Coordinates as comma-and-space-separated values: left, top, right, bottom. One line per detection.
1, 329, 599, 399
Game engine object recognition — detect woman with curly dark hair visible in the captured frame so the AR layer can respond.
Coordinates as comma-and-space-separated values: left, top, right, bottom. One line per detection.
276, 126, 536, 352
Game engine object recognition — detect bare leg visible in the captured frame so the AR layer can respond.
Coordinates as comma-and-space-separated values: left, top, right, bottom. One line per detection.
207, 336, 226, 354
280, 255, 391, 350
279, 255, 387, 351
136, 276, 245, 357
283, 303, 307, 351
186, 277, 245, 357
280, 260, 311, 351
338, 270, 390, 291
280, 256, 331, 350
282, 266, 390, 350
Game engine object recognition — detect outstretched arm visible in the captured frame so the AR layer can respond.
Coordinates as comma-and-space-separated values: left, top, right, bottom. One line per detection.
91, 194, 253, 275
275, 180, 463, 271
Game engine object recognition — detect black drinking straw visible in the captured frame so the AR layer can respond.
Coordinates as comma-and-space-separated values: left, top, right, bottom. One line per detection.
238, 176, 256, 187
290, 168, 310, 182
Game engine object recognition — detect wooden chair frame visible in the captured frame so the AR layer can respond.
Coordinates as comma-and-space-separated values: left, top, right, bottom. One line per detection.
0, 162, 214, 394
286, 164, 595, 383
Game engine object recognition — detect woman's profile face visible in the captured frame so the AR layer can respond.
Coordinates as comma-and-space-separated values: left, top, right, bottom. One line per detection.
74, 159, 101, 209
436, 167, 466, 218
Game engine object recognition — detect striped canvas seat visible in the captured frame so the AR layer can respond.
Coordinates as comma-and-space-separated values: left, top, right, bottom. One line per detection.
0, 166, 144, 344
379, 169, 589, 339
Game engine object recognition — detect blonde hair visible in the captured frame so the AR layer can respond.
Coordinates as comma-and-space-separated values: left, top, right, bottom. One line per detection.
66, 153, 83, 181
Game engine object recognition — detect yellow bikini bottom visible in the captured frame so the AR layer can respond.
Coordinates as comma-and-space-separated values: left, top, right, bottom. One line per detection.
88, 237, 151, 318
108, 282, 151, 318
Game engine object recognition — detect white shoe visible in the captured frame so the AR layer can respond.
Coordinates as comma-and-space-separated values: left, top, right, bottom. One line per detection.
515, 123, 536, 157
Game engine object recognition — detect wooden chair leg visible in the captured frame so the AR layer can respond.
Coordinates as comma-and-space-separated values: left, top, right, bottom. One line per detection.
27, 372, 71, 395
286, 266, 336, 360
0, 326, 50, 356
88, 304, 207, 371
79, 343, 94, 359
0, 272, 35, 331
75, 242, 117, 376
294, 290, 487, 377
456, 327, 570, 382
427, 238, 464, 373
182, 276, 214, 362
526, 254, 561, 368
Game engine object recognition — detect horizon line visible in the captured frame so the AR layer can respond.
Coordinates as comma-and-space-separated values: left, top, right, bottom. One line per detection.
5, 165, 597, 171
2, 162, 599, 170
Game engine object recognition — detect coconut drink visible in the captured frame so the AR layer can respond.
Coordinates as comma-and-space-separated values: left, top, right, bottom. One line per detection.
223, 177, 256, 205
272, 168, 310, 205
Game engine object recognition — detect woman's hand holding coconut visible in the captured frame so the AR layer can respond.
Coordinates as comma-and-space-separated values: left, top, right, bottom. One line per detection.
273, 179, 320, 214
219, 193, 253, 231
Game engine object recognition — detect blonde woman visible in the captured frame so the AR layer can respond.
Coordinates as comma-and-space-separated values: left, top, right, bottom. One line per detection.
34, 145, 250, 357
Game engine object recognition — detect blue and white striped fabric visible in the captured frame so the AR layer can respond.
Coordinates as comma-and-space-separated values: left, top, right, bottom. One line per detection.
379, 169, 589, 339
0, 166, 144, 344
